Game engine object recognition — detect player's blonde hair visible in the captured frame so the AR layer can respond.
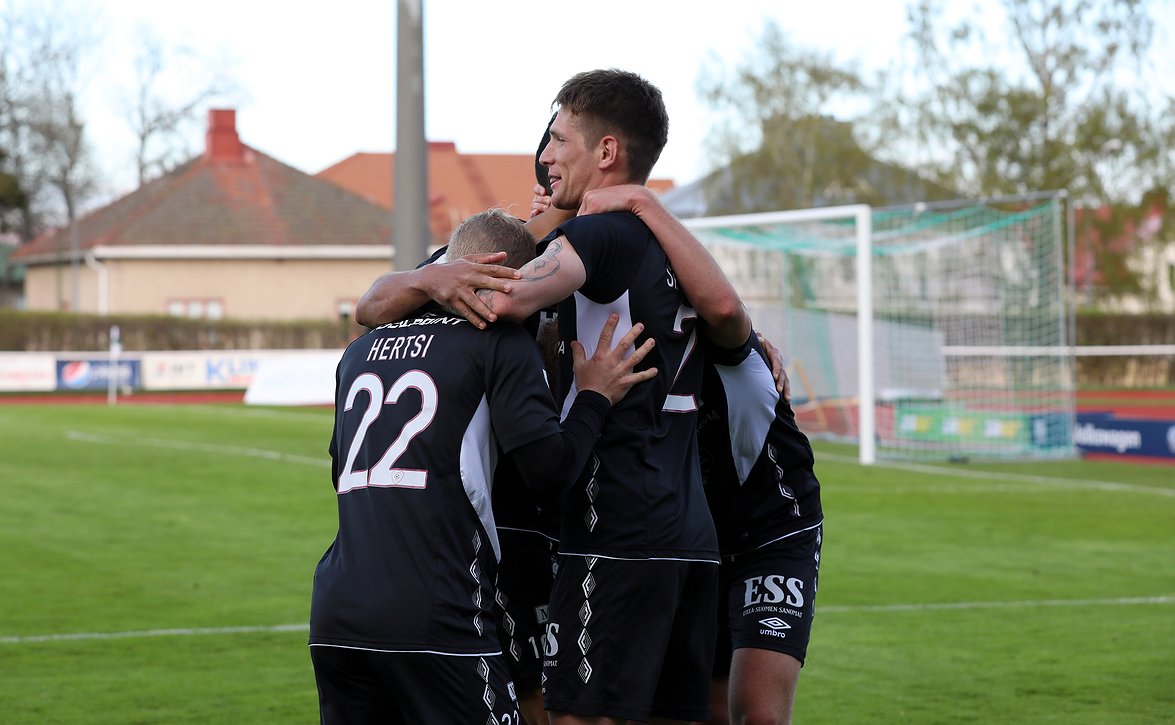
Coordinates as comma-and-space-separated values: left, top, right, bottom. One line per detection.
447, 209, 536, 270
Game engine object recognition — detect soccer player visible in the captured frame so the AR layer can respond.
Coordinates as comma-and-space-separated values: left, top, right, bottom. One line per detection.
696, 335, 822, 725
578, 185, 822, 725
352, 70, 761, 719
472, 69, 741, 725
308, 208, 657, 724
353, 118, 567, 725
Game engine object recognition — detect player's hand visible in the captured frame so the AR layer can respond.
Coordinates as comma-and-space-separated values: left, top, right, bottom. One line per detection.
757, 331, 792, 401
421, 252, 520, 329
578, 184, 652, 216
573, 313, 658, 405
530, 184, 552, 218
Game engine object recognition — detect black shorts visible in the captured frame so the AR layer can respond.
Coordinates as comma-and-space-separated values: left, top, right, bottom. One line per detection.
495, 527, 558, 692
714, 524, 822, 677
542, 555, 719, 723
310, 646, 519, 724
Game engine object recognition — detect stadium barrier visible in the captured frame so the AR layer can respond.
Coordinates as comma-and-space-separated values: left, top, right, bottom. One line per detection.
2, 349, 1171, 464
1074, 412, 1175, 463
0, 349, 341, 401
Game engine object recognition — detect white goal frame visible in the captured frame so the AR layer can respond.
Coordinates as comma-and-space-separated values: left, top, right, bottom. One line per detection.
685, 204, 877, 464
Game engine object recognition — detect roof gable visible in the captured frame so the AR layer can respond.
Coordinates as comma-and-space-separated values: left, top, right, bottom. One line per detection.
14, 112, 393, 263
317, 143, 676, 242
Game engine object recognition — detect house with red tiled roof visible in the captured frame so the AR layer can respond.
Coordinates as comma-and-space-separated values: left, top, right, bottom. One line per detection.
12, 110, 396, 321
1072, 195, 1174, 312
317, 145, 676, 243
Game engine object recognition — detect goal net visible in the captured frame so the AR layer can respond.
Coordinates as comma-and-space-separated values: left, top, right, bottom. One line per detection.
683, 195, 1076, 463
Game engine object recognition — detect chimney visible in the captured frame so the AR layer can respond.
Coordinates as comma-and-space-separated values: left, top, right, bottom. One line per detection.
205, 109, 245, 163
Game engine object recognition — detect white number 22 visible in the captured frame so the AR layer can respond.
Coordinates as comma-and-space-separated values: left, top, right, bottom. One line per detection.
337, 371, 438, 494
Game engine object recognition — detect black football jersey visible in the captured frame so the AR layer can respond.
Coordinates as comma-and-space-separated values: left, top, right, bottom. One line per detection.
698, 335, 823, 555
309, 309, 564, 654
545, 212, 718, 560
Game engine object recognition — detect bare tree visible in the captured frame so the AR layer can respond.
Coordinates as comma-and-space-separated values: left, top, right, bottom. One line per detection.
1, 5, 101, 219
31, 84, 96, 310
0, 7, 46, 242
125, 26, 238, 186
0, 1, 101, 308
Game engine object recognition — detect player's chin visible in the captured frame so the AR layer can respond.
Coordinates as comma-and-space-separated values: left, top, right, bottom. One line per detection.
553, 192, 578, 212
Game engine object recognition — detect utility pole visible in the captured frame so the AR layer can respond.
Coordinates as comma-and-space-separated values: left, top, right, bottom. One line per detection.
394, 0, 428, 270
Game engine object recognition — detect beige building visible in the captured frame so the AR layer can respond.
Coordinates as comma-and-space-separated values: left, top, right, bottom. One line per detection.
13, 110, 398, 322
14, 109, 678, 322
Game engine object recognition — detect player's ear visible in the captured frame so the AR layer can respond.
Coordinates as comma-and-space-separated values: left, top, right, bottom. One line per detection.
598, 135, 620, 171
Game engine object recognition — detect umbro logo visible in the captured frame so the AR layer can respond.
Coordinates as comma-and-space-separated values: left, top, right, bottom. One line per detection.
759, 617, 792, 631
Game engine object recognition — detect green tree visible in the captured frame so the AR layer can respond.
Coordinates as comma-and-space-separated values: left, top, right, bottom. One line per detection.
0, 149, 29, 231
696, 21, 953, 215
899, 0, 1173, 202
696, 21, 871, 213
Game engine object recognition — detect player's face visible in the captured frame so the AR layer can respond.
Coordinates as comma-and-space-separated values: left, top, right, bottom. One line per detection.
539, 109, 598, 210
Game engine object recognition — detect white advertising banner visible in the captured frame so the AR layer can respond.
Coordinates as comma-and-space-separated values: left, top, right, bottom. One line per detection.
141, 351, 268, 390
244, 351, 343, 406
0, 353, 57, 392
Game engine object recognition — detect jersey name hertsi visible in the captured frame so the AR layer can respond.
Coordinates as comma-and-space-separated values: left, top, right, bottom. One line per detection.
310, 309, 562, 655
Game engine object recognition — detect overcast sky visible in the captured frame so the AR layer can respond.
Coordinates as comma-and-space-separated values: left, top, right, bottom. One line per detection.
49, 0, 1175, 198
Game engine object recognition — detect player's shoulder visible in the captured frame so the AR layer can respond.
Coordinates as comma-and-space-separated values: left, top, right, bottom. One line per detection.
468, 319, 539, 361
559, 210, 649, 239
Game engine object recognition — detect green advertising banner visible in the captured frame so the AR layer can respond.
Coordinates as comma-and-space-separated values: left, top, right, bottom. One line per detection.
894, 404, 1030, 447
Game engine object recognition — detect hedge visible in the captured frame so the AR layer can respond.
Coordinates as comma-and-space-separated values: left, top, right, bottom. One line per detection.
0, 310, 361, 352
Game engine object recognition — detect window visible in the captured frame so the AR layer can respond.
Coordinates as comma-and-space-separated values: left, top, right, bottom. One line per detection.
166, 298, 227, 319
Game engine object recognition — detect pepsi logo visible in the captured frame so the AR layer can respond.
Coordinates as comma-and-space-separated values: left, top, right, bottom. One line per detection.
61, 361, 93, 388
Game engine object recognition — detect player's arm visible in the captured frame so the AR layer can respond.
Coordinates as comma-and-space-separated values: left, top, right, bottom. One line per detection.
510, 315, 657, 492
354, 252, 521, 329
578, 184, 752, 348
353, 206, 574, 329
476, 233, 587, 323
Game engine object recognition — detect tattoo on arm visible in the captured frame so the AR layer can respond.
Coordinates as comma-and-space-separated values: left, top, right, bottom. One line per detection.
522, 240, 563, 282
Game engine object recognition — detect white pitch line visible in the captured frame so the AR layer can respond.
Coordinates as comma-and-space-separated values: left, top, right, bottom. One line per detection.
65, 430, 329, 468
818, 453, 1175, 498
150, 404, 332, 423
6, 595, 1171, 645
820, 595, 1175, 613
1, 623, 309, 644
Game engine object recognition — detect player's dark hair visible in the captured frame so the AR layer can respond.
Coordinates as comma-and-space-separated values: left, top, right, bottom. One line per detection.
448, 208, 535, 270
535, 112, 556, 194
554, 68, 668, 184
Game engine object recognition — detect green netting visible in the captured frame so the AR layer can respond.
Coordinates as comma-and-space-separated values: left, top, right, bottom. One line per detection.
685, 197, 1077, 461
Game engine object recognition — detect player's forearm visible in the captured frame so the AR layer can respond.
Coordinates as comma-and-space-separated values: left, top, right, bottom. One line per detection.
475, 234, 585, 323
354, 269, 430, 328
553, 390, 610, 488
630, 190, 752, 348
512, 390, 609, 494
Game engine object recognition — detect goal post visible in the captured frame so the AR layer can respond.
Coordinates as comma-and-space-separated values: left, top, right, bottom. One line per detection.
682, 194, 1076, 463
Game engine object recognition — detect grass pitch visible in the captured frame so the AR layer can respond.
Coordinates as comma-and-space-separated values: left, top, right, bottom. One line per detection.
0, 402, 1172, 724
